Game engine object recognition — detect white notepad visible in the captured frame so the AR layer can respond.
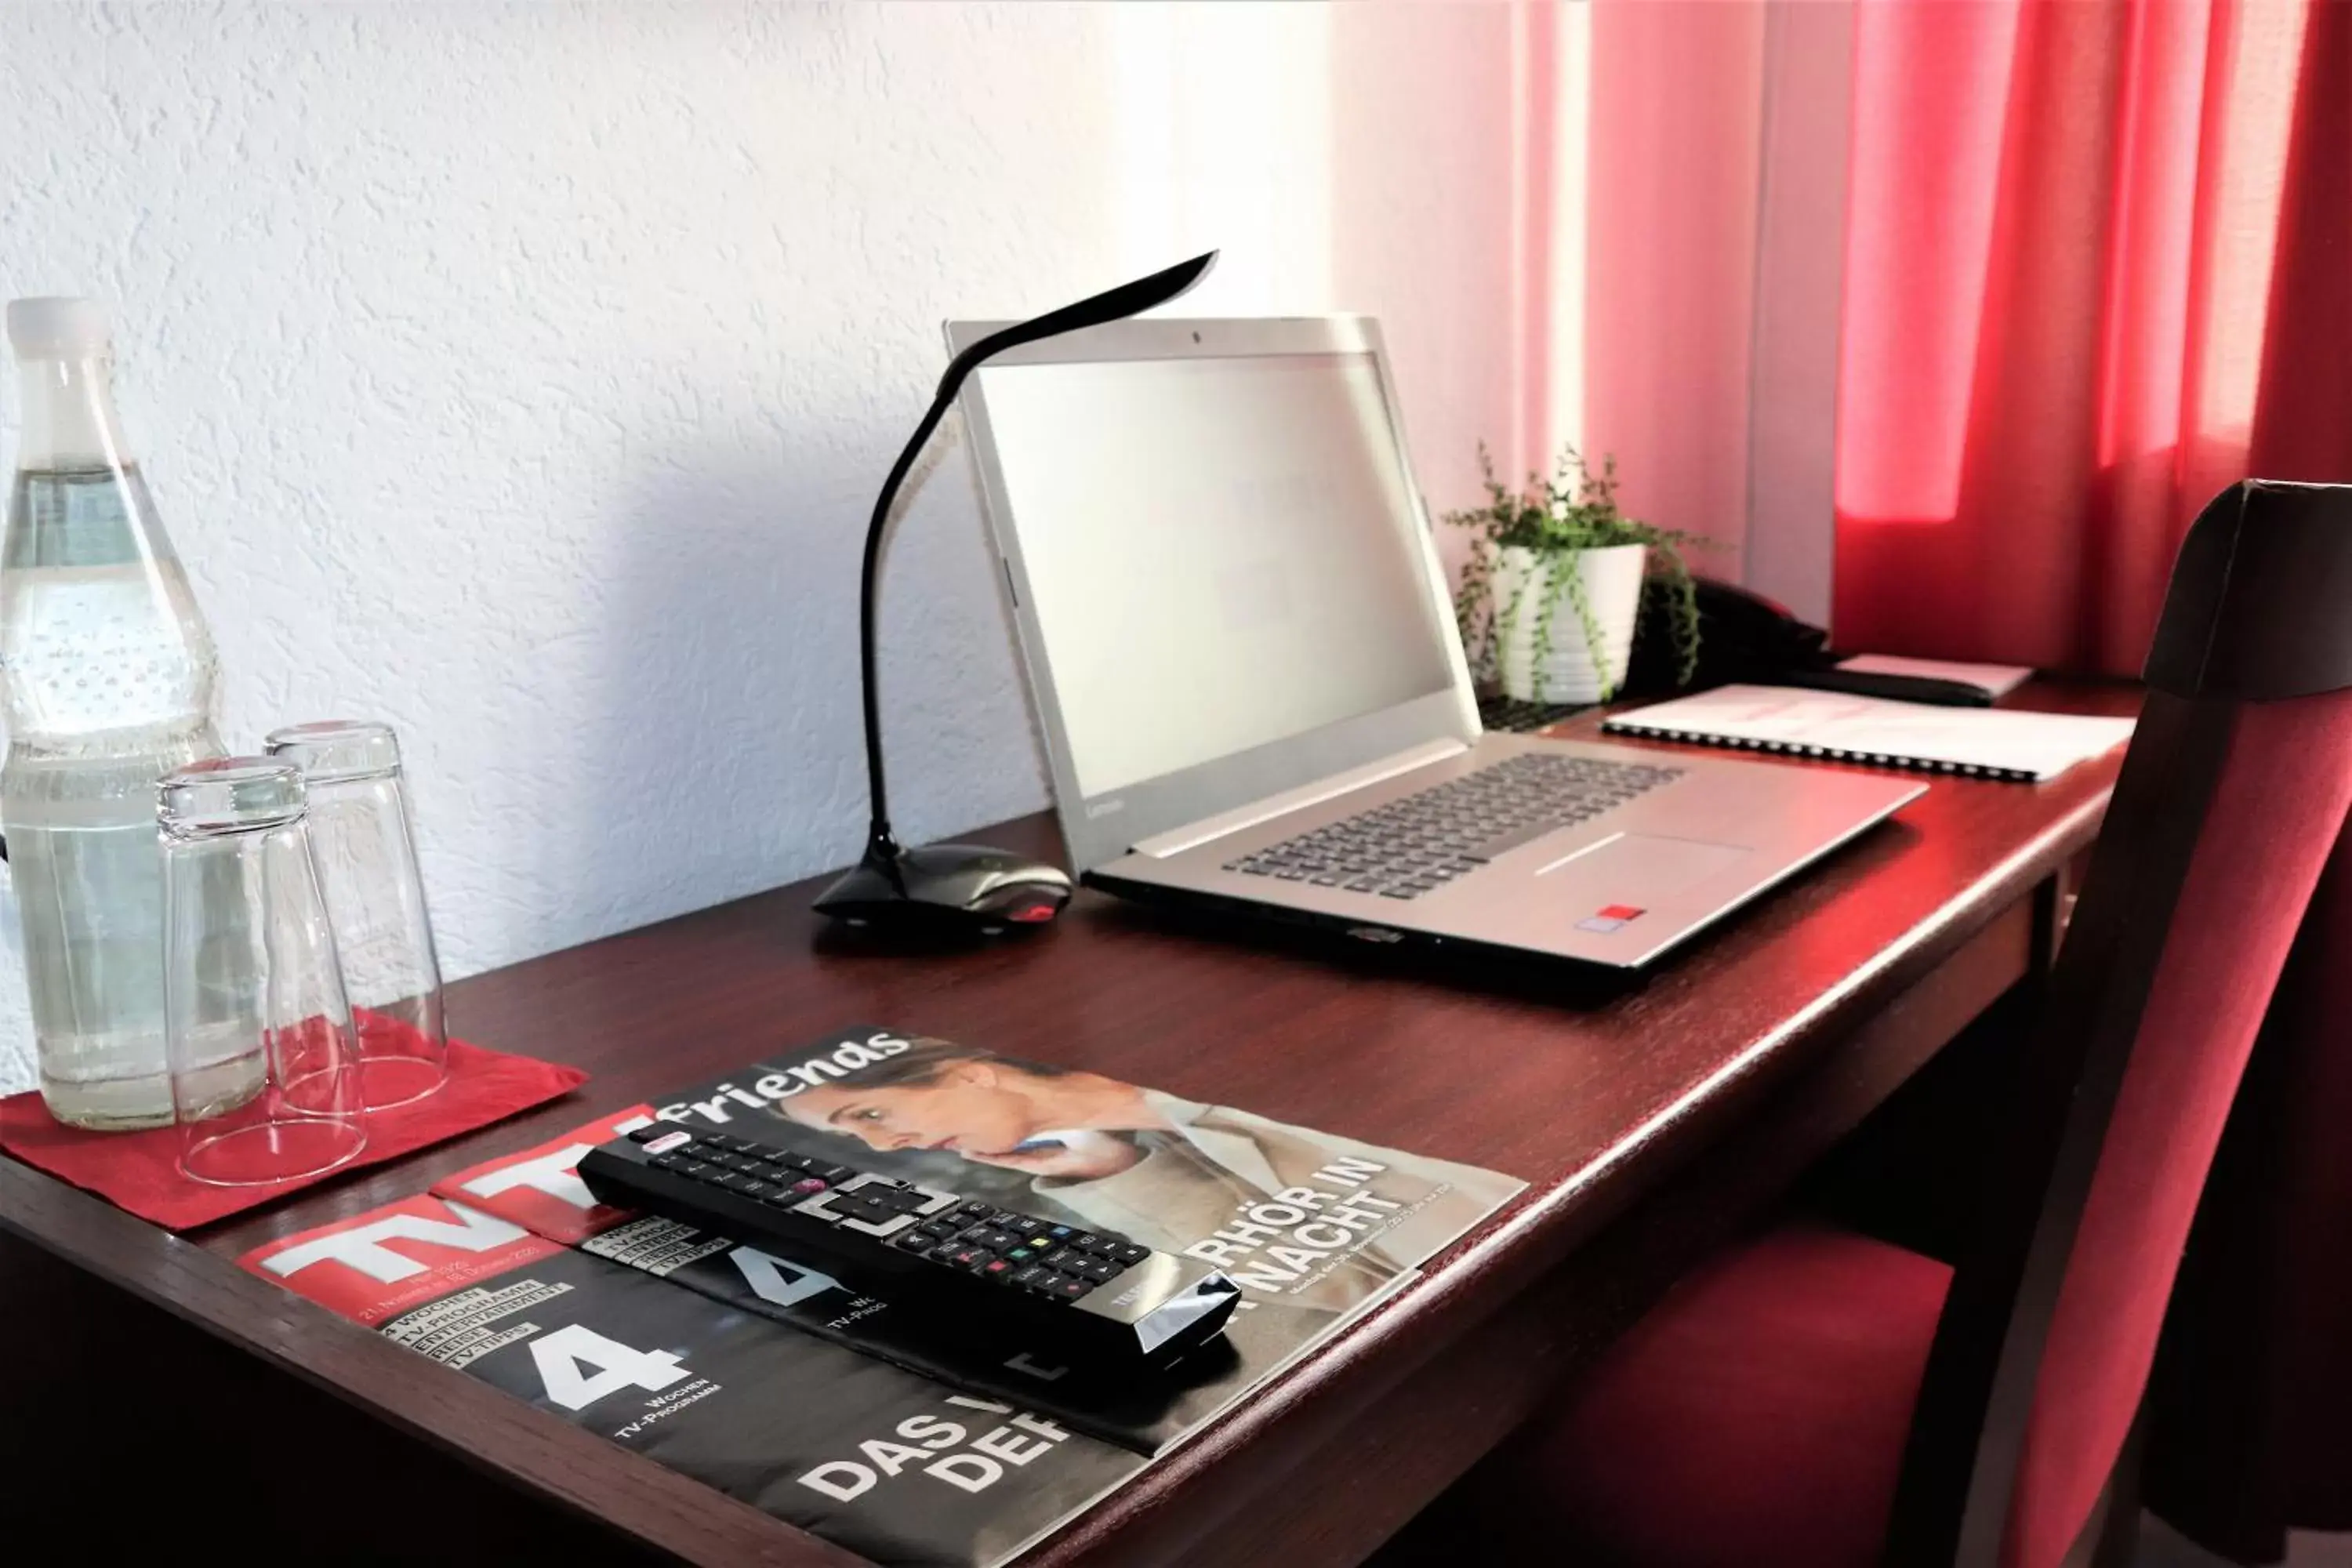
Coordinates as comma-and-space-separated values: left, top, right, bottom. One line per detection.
1835, 653, 2035, 699
1602, 684, 2136, 783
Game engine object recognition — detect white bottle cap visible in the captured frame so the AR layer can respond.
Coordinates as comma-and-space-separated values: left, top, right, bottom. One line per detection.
6, 297, 111, 360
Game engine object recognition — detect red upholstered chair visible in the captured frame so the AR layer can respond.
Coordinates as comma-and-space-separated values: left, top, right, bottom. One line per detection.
1383, 481, 2352, 1568
2142, 823, 2352, 1558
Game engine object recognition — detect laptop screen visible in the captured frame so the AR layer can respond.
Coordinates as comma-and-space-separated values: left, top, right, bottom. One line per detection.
974, 350, 1457, 799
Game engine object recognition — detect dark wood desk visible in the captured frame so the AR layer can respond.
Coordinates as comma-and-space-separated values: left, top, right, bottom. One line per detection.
0, 686, 2136, 1567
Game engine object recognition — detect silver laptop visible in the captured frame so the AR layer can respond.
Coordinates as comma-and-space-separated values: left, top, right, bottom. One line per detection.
948, 314, 1924, 970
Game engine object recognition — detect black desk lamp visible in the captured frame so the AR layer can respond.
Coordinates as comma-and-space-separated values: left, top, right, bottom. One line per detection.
816, 250, 1219, 936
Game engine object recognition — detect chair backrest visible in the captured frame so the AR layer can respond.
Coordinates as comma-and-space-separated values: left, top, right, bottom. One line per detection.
1878, 481, 2352, 1568
2141, 814, 2352, 1557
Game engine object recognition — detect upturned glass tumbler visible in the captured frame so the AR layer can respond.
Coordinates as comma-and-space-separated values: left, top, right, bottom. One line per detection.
162, 758, 366, 1186
264, 720, 447, 1110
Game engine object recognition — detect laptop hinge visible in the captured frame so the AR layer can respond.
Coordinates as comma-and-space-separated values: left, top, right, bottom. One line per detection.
1129, 738, 1471, 858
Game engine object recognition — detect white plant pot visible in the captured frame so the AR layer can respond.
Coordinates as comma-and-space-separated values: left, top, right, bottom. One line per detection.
1491, 543, 1648, 703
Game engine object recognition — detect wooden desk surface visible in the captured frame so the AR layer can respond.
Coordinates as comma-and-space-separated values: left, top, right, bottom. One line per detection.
0, 684, 2138, 1568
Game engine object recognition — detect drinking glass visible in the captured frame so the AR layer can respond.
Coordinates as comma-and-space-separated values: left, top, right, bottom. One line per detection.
265, 720, 447, 1109
163, 758, 366, 1186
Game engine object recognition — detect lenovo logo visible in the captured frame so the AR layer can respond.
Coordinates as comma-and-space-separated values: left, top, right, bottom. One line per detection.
1347, 927, 1403, 944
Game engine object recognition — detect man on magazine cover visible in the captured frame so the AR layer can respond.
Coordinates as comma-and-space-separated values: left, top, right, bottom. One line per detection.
767, 1037, 1519, 1314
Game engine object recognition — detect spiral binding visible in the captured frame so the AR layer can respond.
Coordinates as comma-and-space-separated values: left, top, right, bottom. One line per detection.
1598, 720, 2038, 784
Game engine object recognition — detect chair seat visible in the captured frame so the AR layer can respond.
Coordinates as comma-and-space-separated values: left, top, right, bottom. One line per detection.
1452, 1221, 1953, 1568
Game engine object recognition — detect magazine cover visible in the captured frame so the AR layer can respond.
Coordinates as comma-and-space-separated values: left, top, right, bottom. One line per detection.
240, 1193, 1148, 1568
633, 1025, 1528, 1447
654, 1026, 1526, 1311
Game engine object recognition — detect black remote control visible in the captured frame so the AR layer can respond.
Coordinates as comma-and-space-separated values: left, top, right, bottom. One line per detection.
577, 1124, 1243, 1365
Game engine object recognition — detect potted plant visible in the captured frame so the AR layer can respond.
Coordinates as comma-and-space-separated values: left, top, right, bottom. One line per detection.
1446, 443, 1704, 703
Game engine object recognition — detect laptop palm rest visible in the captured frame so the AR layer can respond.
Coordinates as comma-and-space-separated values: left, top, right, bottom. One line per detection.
1536, 833, 1756, 907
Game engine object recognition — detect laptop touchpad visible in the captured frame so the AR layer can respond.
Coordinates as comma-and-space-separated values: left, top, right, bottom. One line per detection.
1538, 833, 1755, 902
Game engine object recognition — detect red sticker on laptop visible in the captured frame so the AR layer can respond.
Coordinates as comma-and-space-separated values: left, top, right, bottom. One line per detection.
1577, 904, 1646, 934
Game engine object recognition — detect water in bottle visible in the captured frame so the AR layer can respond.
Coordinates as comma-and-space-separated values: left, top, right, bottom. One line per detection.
2, 297, 224, 1128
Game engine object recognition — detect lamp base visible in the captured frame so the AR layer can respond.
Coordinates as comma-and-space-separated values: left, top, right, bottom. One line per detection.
814, 841, 1072, 936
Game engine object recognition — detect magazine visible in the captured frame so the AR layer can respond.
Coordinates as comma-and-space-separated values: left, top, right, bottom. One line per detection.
241, 1192, 1149, 1567
614, 1025, 1526, 1450
239, 1025, 1526, 1565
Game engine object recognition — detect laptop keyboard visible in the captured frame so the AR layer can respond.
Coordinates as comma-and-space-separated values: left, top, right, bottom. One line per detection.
1223, 753, 1686, 900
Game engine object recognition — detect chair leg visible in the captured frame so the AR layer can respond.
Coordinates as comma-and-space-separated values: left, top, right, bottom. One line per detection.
2092, 1503, 2143, 1568
2089, 1406, 2149, 1568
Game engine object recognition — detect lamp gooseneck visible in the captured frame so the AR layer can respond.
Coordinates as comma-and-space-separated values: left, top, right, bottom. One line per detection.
844, 251, 1219, 899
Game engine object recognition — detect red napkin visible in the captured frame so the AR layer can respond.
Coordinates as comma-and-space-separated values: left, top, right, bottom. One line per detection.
0, 1036, 587, 1230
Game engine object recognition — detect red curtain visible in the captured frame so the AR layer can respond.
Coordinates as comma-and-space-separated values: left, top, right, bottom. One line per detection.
1833, 0, 2352, 674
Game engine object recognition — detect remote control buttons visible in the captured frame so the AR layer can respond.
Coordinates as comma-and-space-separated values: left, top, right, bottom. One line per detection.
626, 1125, 672, 1144
624, 1140, 1171, 1312
828, 1192, 919, 1229
862, 1187, 934, 1216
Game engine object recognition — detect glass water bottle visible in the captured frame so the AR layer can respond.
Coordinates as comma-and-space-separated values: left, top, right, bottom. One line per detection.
2, 297, 224, 1128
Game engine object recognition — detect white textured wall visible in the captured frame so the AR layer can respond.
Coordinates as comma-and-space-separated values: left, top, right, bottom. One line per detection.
0, 1, 1518, 1093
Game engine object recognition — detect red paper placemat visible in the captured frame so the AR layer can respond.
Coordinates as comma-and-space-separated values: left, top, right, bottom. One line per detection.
0, 1036, 587, 1230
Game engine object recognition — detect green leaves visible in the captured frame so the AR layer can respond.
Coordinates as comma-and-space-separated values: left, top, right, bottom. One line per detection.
1444, 441, 1711, 692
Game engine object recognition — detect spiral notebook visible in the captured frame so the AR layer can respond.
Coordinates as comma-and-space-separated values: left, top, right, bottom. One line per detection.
1602, 684, 2136, 783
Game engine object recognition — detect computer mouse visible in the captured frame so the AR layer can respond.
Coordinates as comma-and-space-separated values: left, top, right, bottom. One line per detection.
963, 862, 1074, 931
